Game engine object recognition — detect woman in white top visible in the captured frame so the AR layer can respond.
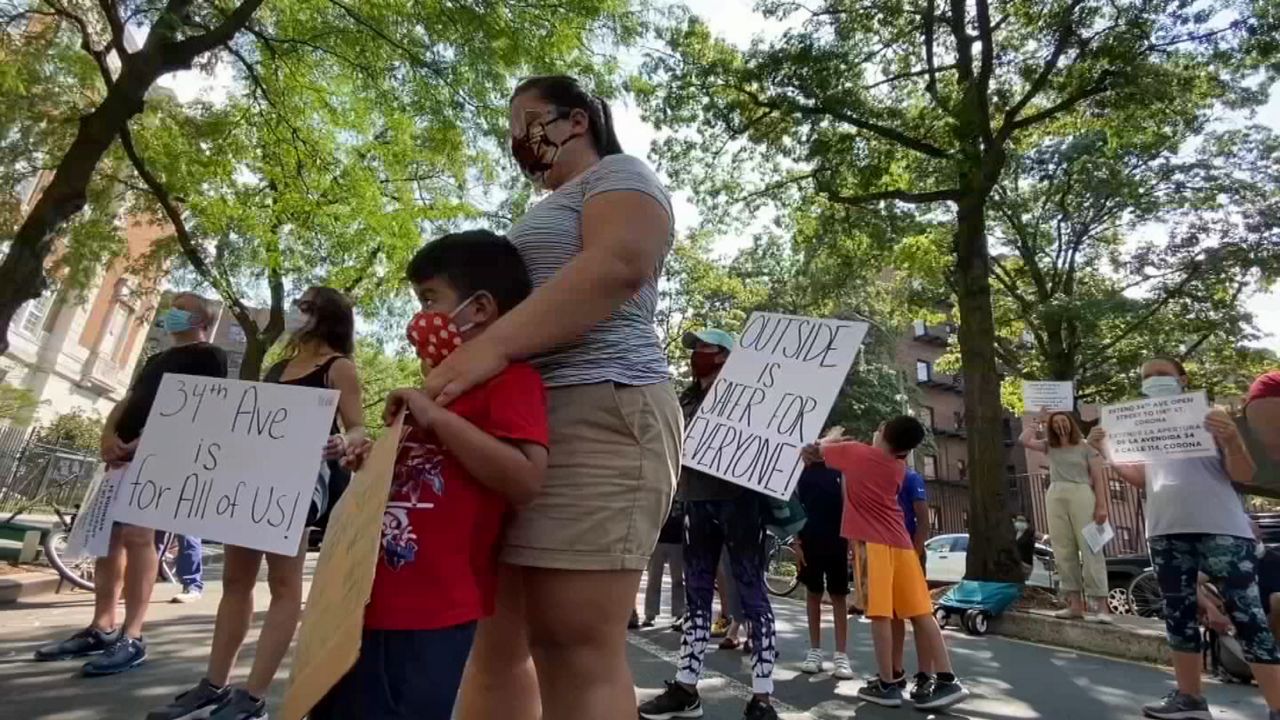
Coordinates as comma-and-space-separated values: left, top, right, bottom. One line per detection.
1094, 357, 1280, 720
1018, 409, 1111, 621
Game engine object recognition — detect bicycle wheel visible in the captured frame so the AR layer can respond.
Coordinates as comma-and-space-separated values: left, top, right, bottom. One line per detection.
156, 532, 178, 585
1129, 571, 1163, 618
42, 530, 95, 591
765, 543, 800, 597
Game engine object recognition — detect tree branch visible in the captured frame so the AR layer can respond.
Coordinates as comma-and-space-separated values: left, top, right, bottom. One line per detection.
922, 0, 944, 108
820, 186, 961, 206
784, 97, 951, 159
95, 0, 128, 57
46, 0, 113, 87
161, 0, 266, 68
1010, 73, 1113, 131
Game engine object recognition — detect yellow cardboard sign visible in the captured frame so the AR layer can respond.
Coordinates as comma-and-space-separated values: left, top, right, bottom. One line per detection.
283, 418, 402, 720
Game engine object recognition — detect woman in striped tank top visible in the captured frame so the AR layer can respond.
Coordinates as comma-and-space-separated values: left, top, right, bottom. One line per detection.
436, 76, 683, 720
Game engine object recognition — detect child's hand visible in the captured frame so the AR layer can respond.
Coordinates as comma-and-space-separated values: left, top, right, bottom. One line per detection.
322, 433, 347, 461
385, 388, 440, 428
341, 435, 373, 472
801, 443, 823, 464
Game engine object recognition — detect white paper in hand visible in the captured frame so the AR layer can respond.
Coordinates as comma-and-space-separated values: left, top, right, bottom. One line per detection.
1081, 521, 1115, 554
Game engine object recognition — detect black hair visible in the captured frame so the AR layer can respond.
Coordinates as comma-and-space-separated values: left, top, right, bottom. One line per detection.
511, 75, 624, 156
882, 416, 926, 458
405, 230, 532, 314
291, 286, 355, 356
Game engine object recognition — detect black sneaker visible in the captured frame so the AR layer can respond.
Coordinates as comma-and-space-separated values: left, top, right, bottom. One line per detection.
1141, 691, 1211, 720
639, 681, 703, 719
891, 671, 907, 690
33, 626, 118, 661
743, 696, 778, 720
147, 679, 230, 720
209, 689, 267, 720
82, 635, 147, 676
909, 673, 935, 704
642, 616, 657, 628
914, 679, 969, 711
857, 678, 904, 708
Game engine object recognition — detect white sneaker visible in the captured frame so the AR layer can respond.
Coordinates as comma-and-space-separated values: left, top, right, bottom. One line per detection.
832, 653, 855, 680
170, 587, 202, 604
1084, 612, 1114, 625
800, 648, 824, 674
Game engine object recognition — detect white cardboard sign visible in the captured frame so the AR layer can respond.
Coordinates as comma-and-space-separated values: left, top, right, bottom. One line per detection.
64, 466, 124, 560
681, 312, 868, 500
1023, 381, 1075, 413
112, 374, 339, 555
1100, 390, 1217, 464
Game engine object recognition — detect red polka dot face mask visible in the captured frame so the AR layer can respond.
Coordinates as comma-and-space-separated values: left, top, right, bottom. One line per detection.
406, 293, 481, 368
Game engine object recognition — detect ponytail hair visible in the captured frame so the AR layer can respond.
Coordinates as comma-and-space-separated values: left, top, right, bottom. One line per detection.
511, 75, 624, 156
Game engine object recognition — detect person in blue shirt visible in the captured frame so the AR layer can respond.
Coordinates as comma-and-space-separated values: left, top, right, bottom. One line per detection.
794, 455, 855, 680
891, 467, 933, 700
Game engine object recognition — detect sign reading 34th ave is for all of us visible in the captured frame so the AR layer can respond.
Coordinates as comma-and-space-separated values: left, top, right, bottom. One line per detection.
111, 374, 339, 556
681, 312, 868, 500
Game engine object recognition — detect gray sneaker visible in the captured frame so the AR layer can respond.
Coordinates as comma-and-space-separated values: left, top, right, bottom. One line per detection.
147, 679, 230, 720
81, 635, 146, 676
33, 626, 118, 661
1142, 691, 1211, 720
209, 689, 267, 720
857, 678, 904, 708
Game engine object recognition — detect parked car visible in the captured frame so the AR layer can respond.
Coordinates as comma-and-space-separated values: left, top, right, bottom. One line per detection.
924, 533, 1056, 590
1104, 553, 1151, 615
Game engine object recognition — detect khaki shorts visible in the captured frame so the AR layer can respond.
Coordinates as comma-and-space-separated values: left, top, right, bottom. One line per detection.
502, 381, 682, 571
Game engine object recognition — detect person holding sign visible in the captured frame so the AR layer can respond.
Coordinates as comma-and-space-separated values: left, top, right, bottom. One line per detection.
640, 329, 781, 720
810, 418, 969, 712
1017, 409, 1111, 622
306, 232, 550, 720
438, 76, 681, 720
149, 288, 365, 720
1092, 357, 1280, 720
34, 292, 227, 677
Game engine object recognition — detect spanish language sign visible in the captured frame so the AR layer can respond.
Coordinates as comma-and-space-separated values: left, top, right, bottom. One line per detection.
1023, 381, 1075, 413
112, 374, 339, 556
284, 417, 402, 720
682, 312, 868, 500
1100, 390, 1217, 464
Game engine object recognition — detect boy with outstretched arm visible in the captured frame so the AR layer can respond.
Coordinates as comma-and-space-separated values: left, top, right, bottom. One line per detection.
803, 417, 968, 711
318, 230, 549, 720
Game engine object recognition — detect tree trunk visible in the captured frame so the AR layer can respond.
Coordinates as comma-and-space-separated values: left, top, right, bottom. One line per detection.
240, 334, 269, 382
954, 193, 1023, 583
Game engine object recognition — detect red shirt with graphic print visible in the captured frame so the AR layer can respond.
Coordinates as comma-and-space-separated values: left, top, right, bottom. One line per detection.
364, 363, 548, 630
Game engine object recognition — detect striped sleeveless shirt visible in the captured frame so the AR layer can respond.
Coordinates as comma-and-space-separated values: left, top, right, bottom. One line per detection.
509, 154, 674, 388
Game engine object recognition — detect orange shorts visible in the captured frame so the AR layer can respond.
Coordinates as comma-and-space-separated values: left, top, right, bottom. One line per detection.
864, 542, 933, 620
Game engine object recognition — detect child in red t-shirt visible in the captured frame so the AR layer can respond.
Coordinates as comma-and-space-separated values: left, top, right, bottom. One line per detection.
314, 231, 549, 720
806, 416, 968, 712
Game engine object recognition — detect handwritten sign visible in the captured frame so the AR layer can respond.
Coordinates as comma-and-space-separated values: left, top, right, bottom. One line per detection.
283, 417, 402, 720
1023, 381, 1075, 413
64, 466, 124, 560
1101, 390, 1217, 464
112, 374, 339, 555
682, 312, 867, 499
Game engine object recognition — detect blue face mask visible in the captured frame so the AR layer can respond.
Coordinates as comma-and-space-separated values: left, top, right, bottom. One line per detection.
163, 308, 199, 335
1142, 375, 1182, 398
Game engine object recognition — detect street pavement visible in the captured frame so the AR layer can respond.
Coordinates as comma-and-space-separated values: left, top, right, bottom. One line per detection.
0, 554, 1271, 720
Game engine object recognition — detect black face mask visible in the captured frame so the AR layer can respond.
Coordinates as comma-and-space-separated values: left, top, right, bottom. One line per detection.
510, 109, 580, 187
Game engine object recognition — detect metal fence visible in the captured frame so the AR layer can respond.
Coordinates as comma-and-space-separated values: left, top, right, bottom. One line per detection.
0, 425, 100, 520
924, 470, 1148, 558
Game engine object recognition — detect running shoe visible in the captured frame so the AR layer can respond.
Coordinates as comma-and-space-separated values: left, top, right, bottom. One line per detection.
857, 678, 904, 708
743, 696, 778, 720
909, 672, 935, 704
147, 679, 229, 720
914, 678, 970, 711
1141, 691, 1211, 720
800, 648, 824, 674
638, 681, 703, 719
171, 586, 203, 604
832, 653, 855, 680
33, 626, 117, 661
209, 689, 267, 720
82, 635, 147, 676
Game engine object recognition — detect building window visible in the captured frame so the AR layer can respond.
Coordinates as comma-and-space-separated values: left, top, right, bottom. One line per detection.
961, 511, 969, 529
929, 506, 941, 533
15, 286, 58, 338
921, 454, 939, 479
920, 406, 935, 429
916, 359, 932, 383
956, 460, 967, 481
954, 410, 964, 431
913, 319, 927, 337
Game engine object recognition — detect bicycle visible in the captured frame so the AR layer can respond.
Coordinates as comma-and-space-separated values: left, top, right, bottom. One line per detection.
1128, 568, 1163, 618
39, 507, 180, 592
764, 530, 801, 597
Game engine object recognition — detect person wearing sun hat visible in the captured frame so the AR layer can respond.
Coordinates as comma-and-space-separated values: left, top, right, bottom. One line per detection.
641, 326, 783, 720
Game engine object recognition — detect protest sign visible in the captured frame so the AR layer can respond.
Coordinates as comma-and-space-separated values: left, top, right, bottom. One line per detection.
64, 466, 124, 560
1023, 381, 1075, 413
681, 312, 868, 500
112, 374, 338, 556
283, 417, 402, 720
1101, 390, 1217, 464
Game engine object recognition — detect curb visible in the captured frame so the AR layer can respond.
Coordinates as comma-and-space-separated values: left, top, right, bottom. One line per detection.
0, 571, 65, 605
991, 609, 1172, 666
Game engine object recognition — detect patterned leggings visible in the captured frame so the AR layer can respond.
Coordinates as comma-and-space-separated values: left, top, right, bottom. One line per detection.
676, 496, 777, 694
1149, 533, 1280, 663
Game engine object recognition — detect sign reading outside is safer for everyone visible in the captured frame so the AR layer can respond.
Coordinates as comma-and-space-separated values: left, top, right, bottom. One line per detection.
682, 312, 868, 500
111, 374, 339, 556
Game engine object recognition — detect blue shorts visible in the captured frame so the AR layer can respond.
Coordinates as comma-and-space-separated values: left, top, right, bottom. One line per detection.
310, 621, 478, 720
